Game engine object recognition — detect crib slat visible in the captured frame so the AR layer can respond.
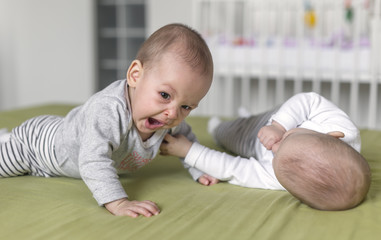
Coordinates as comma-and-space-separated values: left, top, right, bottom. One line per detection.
348, 0, 363, 124
312, 0, 322, 94
369, 81, 378, 129
294, 0, 304, 94
368, 0, 381, 128
240, 75, 250, 111
240, 0, 253, 110
258, 0, 269, 112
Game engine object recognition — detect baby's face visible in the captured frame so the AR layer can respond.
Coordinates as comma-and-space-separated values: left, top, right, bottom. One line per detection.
128, 52, 212, 139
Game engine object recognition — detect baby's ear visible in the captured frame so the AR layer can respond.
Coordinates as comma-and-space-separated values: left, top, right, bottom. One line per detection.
126, 60, 143, 87
327, 131, 345, 139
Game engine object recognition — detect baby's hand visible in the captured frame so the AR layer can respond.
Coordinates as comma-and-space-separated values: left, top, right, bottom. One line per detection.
257, 121, 286, 150
105, 198, 160, 218
198, 174, 220, 186
160, 134, 193, 158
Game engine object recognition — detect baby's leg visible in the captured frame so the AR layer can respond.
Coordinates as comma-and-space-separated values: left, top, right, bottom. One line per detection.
0, 138, 30, 177
0, 129, 10, 143
1, 116, 64, 178
212, 110, 276, 158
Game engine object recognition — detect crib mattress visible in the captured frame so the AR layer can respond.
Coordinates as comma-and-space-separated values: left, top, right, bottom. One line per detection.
0, 105, 380, 240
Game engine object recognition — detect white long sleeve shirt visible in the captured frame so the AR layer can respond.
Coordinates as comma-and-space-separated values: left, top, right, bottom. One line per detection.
184, 92, 361, 190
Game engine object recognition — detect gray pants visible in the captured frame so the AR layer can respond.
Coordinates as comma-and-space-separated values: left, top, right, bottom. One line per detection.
213, 108, 278, 159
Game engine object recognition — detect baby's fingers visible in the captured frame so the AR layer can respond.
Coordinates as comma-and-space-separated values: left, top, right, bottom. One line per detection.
112, 199, 160, 218
258, 135, 272, 150
132, 200, 160, 217
263, 139, 276, 150
162, 133, 175, 143
198, 176, 210, 186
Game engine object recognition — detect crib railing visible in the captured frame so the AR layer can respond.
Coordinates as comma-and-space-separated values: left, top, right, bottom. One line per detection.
191, 0, 381, 130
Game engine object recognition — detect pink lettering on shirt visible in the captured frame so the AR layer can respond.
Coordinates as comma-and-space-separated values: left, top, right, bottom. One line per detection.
118, 151, 153, 172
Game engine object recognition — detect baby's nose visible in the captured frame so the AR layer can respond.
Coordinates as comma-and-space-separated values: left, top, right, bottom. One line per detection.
165, 106, 179, 120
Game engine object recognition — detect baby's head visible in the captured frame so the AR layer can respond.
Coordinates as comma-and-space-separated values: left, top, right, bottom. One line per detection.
273, 128, 371, 211
126, 23, 214, 140
135, 23, 213, 80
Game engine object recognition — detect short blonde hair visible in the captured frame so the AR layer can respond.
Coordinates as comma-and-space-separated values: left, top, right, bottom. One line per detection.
136, 23, 213, 79
274, 133, 371, 210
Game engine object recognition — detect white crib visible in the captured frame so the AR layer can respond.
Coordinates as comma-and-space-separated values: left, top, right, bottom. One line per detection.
191, 0, 381, 129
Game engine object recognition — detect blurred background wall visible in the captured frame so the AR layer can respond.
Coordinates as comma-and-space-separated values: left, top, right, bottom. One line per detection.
0, 0, 96, 111
0, 0, 188, 111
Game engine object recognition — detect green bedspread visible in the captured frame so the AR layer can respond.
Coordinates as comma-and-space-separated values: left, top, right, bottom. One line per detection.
0, 105, 380, 240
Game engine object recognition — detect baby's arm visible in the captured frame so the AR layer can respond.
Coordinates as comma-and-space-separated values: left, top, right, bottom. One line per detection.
271, 92, 360, 151
77, 100, 162, 218
257, 120, 286, 150
81, 155, 161, 217
160, 134, 192, 158
162, 134, 284, 190
79, 133, 161, 217
161, 134, 219, 186
105, 198, 160, 218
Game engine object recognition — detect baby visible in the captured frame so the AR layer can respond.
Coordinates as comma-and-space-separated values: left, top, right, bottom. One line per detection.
0, 23, 214, 217
161, 92, 371, 210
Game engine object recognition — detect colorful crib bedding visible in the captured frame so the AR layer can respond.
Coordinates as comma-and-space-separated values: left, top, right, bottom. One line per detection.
0, 104, 380, 240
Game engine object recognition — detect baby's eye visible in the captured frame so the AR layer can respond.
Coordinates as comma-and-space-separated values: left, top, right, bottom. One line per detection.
182, 105, 192, 110
160, 92, 170, 100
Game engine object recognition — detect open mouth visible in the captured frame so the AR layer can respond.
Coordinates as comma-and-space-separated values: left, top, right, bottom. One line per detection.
146, 117, 165, 129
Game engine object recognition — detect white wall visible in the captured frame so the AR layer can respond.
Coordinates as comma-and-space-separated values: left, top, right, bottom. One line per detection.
146, 0, 193, 36
0, 0, 95, 111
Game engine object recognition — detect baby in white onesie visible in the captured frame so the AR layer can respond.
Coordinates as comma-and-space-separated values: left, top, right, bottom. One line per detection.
160, 92, 371, 210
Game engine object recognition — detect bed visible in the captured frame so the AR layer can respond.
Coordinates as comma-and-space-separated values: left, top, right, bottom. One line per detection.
0, 104, 380, 240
